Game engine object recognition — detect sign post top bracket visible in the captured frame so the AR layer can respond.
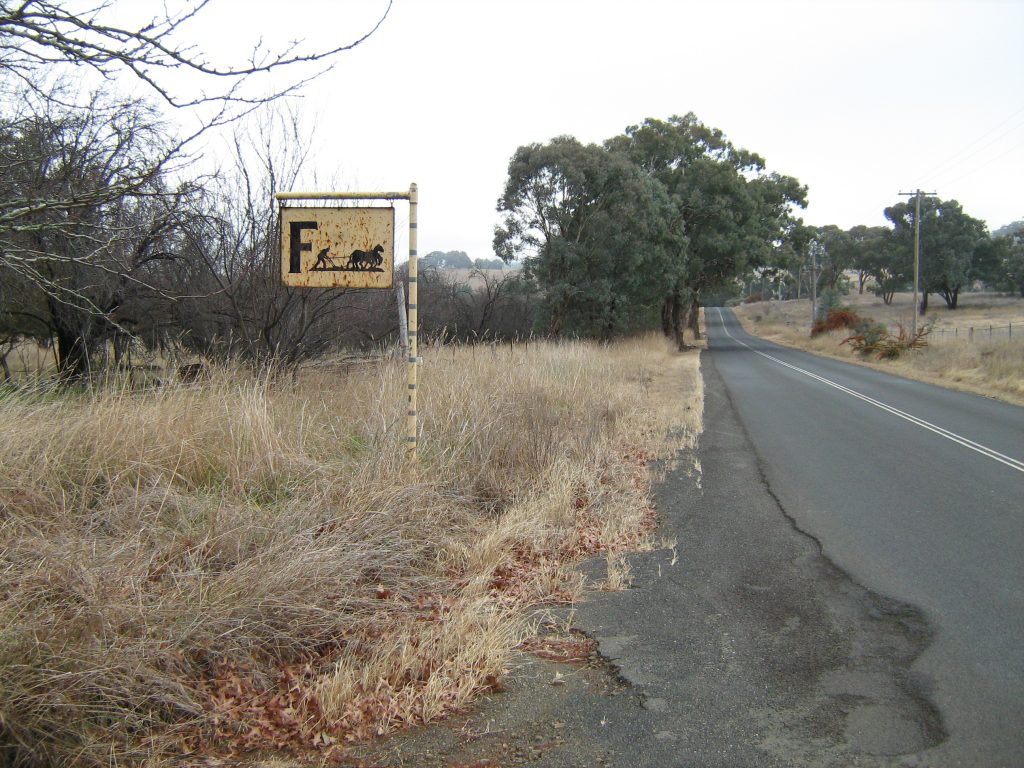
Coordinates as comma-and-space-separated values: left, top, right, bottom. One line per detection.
276, 188, 414, 203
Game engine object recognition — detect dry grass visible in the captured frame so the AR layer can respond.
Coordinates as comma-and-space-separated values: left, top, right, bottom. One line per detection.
0, 334, 701, 765
733, 292, 1024, 405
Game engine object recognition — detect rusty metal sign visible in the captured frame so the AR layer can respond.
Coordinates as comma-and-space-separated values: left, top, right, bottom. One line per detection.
280, 206, 394, 289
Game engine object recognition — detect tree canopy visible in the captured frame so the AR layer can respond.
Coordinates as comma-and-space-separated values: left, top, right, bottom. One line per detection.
495, 114, 806, 344
884, 196, 988, 310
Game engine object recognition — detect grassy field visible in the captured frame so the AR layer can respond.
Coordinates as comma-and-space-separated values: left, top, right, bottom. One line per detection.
0, 334, 701, 765
732, 291, 1024, 405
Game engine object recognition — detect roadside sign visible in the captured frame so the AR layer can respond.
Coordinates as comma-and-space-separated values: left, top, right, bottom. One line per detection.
276, 186, 418, 462
280, 206, 394, 289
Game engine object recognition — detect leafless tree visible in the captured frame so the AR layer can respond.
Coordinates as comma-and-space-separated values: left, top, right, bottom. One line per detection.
0, 0, 391, 110
413, 266, 536, 343
170, 108, 386, 369
0, 0, 391, 316
0, 86, 206, 378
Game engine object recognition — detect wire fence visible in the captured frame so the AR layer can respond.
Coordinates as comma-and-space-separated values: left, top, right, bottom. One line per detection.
927, 322, 1019, 343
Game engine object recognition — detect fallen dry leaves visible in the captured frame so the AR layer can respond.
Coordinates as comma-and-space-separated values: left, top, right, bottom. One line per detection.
182, 445, 660, 762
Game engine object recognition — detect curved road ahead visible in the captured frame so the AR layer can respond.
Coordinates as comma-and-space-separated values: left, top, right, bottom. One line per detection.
706, 307, 1024, 766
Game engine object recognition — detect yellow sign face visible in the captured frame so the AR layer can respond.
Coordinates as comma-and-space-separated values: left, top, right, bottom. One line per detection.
280, 206, 394, 289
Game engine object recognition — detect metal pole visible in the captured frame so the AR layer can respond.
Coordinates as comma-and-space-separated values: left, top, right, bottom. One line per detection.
406, 183, 418, 462
912, 190, 920, 338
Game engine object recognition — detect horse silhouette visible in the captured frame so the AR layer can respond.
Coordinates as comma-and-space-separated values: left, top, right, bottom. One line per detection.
348, 244, 385, 270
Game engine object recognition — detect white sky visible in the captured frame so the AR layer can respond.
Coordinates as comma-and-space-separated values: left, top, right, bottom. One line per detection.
191, 0, 1023, 259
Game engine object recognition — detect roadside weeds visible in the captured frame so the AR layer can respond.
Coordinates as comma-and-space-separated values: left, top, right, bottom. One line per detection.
0, 334, 702, 765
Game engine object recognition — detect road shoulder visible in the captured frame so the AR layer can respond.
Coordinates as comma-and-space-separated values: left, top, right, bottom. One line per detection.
346, 349, 944, 767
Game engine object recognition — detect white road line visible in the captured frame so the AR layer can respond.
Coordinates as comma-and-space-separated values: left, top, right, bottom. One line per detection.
714, 308, 1024, 474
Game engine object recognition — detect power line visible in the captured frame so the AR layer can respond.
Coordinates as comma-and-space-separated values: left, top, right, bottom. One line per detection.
918, 104, 1024, 188
940, 142, 1024, 189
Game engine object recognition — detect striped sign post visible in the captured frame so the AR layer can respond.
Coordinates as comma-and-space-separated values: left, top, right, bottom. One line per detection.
407, 184, 418, 462
276, 185, 420, 462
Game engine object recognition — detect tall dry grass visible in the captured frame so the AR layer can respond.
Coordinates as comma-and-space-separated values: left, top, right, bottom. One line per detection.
0, 335, 701, 765
733, 295, 1024, 405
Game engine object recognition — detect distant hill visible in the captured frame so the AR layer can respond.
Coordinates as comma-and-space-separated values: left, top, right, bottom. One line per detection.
993, 220, 1024, 238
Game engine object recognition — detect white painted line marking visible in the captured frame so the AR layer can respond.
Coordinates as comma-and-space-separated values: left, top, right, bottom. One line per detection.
715, 308, 1024, 474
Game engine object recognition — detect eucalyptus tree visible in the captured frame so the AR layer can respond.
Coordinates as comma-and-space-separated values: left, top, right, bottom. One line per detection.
811, 225, 857, 291
884, 197, 988, 310
494, 136, 681, 338
997, 230, 1024, 297
986, 221, 1023, 296
857, 228, 907, 305
845, 225, 891, 294
606, 114, 806, 346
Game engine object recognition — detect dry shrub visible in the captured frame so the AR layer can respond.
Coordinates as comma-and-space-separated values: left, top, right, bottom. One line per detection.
0, 335, 701, 765
843, 322, 931, 359
811, 308, 862, 337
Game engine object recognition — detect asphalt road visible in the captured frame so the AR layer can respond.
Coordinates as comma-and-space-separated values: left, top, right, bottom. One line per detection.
705, 307, 1024, 766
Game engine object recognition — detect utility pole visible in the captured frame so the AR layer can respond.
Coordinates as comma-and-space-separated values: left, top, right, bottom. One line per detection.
806, 240, 821, 330
898, 189, 936, 337
810, 242, 817, 329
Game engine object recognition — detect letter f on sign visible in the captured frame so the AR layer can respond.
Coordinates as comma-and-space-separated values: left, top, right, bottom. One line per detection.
289, 221, 318, 273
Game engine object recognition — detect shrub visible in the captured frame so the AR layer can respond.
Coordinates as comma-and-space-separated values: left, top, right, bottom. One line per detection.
811, 308, 863, 337
843, 322, 932, 359
816, 288, 846, 320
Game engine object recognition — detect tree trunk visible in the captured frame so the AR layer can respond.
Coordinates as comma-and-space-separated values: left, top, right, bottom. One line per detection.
54, 325, 91, 382
113, 333, 131, 368
919, 291, 929, 315
686, 295, 701, 340
604, 296, 617, 340
670, 286, 687, 351
661, 296, 673, 337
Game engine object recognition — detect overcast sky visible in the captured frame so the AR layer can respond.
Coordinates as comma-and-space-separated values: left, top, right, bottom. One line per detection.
195, 0, 1023, 260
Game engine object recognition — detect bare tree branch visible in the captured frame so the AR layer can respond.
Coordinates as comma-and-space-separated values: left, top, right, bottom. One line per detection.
0, 0, 392, 108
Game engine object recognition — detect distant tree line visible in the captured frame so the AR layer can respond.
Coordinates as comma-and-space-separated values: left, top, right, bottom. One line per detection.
419, 251, 510, 271
742, 204, 1024, 310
